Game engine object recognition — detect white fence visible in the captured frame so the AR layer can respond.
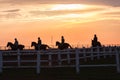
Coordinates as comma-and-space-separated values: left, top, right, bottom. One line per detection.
0, 46, 120, 74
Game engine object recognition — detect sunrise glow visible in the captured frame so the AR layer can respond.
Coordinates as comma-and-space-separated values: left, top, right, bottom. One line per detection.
51, 4, 87, 10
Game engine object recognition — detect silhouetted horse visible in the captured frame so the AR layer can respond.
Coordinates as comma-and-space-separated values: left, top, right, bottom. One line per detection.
7, 42, 24, 50
56, 41, 72, 50
92, 40, 101, 47
31, 42, 50, 50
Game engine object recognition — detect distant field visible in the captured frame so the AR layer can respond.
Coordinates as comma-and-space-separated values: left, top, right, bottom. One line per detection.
0, 67, 120, 80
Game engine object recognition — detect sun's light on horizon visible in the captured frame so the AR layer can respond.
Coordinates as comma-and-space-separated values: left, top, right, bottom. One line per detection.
50, 4, 88, 10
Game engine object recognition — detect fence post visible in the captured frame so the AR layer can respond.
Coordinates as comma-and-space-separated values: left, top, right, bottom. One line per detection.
58, 51, 62, 66
83, 47, 87, 62
75, 48, 80, 73
103, 47, 106, 58
0, 51, 3, 73
109, 46, 112, 57
37, 51, 41, 74
48, 54, 52, 66
17, 49, 21, 67
97, 46, 100, 60
91, 47, 94, 60
67, 49, 70, 64
115, 47, 120, 73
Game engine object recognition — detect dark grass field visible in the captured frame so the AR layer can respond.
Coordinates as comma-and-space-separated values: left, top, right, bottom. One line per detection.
0, 67, 120, 80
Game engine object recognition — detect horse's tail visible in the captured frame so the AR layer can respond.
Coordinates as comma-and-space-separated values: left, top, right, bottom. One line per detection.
47, 45, 51, 49
69, 45, 73, 49
68, 44, 73, 49
98, 42, 102, 47
22, 45, 25, 48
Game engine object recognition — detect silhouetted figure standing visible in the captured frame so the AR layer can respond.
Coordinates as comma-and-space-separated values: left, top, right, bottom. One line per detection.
61, 36, 65, 44
38, 37, 42, 49
14, 38, 19, 49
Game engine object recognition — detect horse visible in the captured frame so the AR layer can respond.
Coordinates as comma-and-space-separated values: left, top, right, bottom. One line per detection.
56, 41, 72, 50
92, 40, 101, 47
31, 42, 50, 50
7, 42, 25, 50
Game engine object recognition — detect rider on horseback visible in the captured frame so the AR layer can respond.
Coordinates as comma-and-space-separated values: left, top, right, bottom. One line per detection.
61, 36, 65, 44
56, 36, 72, 50
14, 38, 19, 49
38, 37, 42, 49
93, 34, 98, 43
92, 34, 101, 47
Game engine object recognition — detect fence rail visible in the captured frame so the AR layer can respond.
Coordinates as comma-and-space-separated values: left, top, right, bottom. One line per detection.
0, 46, 120, 74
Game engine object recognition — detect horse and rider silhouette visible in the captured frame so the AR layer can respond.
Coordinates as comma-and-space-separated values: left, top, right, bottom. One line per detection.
56, 41, 72, 50
56, 36, 72, 50
31, 42, 50, 50
91, 34, 101, 47
7, 38, 24, 50
31, 37, 51, 50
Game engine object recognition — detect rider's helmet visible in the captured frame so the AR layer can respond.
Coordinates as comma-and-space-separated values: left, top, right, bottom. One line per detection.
38, 37, 40, 39
15, 38, 17, 40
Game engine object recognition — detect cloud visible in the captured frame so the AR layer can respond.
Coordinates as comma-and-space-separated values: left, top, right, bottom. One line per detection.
99, 7, 120, 17
0, 3, 119, 23
2, 9, 20, 12
101, 11, 120, 19
103, 12, 120, 15
95, 0, 120, 7
0, 8, 21, 20
0, 0, 120, 7
29, 8, 105, 17
0, 11, 21, 20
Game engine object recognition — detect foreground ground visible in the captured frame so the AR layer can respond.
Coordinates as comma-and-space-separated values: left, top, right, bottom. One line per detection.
0, 67, 120, 80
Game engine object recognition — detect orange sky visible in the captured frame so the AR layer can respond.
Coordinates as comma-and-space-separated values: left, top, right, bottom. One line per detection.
0, 3, 120, 47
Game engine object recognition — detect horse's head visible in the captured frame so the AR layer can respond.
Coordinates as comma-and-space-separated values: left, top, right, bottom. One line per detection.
7, 42, 13, 47
31, 42, 37, 47
56, 41, 60, 46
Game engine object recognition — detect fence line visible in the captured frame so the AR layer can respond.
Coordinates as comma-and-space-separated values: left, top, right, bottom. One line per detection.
1, 44, 120, 50
0, 51, 3, 73
0, 46, 120, 74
